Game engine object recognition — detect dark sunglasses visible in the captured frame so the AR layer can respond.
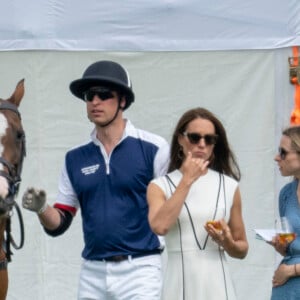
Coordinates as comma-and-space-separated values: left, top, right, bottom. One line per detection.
83, 88, 114, 102
183, 132, 218, 145
278, 147, 298, 160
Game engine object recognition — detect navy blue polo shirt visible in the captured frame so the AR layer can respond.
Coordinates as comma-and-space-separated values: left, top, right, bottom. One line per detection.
55, 120, 169, 260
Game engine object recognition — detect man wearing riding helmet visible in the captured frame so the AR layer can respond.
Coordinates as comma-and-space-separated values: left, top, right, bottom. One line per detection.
22, 60, 169, 299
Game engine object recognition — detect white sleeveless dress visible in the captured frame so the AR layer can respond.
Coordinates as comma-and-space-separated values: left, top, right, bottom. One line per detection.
152, 169, 238, 300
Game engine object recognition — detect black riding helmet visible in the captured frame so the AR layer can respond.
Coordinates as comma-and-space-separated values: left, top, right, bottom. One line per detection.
69, 60, 135, 110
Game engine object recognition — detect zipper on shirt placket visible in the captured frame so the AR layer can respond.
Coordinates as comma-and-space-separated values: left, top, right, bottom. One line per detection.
98, 135, 126, 175
98, 144, 111, 175
105, 155, 110, 174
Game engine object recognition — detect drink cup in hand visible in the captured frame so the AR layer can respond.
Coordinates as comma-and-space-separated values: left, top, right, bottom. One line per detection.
276, 217, 296, 244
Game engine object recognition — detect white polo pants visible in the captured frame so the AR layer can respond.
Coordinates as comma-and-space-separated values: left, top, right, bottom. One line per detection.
78, 254, 162, 300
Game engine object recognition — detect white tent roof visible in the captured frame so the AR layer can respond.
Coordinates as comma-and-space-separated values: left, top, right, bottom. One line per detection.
1, 0, 300, 51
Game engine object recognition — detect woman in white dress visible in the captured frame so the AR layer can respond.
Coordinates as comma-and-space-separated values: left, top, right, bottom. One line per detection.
147, 107, 248, 300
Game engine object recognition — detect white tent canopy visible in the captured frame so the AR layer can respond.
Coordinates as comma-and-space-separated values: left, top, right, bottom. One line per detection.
0, 0, 300, 51
0, 1, 299, 300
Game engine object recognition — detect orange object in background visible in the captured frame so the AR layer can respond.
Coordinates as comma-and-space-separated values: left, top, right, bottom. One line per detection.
290, 46, 300, 125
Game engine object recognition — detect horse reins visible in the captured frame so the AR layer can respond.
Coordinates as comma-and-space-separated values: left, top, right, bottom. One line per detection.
0, 100, 26, 262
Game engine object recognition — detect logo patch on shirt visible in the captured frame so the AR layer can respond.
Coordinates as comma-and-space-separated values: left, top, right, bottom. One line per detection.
81, 164, 100, 175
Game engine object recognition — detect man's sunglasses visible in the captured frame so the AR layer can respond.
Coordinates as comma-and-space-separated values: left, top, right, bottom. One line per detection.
83, 88, 114, 102
183, 132, 218, 145
278, 147, 299, 160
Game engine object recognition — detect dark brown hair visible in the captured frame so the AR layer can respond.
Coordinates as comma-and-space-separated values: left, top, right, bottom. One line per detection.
168, 107, 241, 181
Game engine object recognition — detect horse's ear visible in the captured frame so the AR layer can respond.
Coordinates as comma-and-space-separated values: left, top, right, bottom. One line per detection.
7, 79, 25, 107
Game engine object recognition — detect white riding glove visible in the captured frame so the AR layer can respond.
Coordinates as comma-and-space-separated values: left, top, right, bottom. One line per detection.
22, 187, 48, 214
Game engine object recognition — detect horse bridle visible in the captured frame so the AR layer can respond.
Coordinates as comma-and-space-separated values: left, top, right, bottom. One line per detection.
0, 101, 26, 209
0, 100, 26, 259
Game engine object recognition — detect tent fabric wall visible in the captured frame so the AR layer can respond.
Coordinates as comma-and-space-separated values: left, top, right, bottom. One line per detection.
0, 0, 300, 51
0, 48, 292, 300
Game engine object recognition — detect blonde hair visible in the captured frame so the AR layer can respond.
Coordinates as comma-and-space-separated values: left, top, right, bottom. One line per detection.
283, 126, 300, 152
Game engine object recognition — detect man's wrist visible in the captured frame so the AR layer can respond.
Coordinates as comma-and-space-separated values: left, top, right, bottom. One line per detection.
37, 202, 48, 215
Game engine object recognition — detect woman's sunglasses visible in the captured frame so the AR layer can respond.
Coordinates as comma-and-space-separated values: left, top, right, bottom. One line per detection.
83, 87, 114, 102
277, 147, 299, 160
183, 132, 218, 145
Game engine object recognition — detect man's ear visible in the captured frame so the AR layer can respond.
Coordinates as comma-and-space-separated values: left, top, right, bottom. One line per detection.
120, 97, 126, 109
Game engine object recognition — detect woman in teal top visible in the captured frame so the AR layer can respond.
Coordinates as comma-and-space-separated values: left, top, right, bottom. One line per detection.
271, 126, 300, 299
